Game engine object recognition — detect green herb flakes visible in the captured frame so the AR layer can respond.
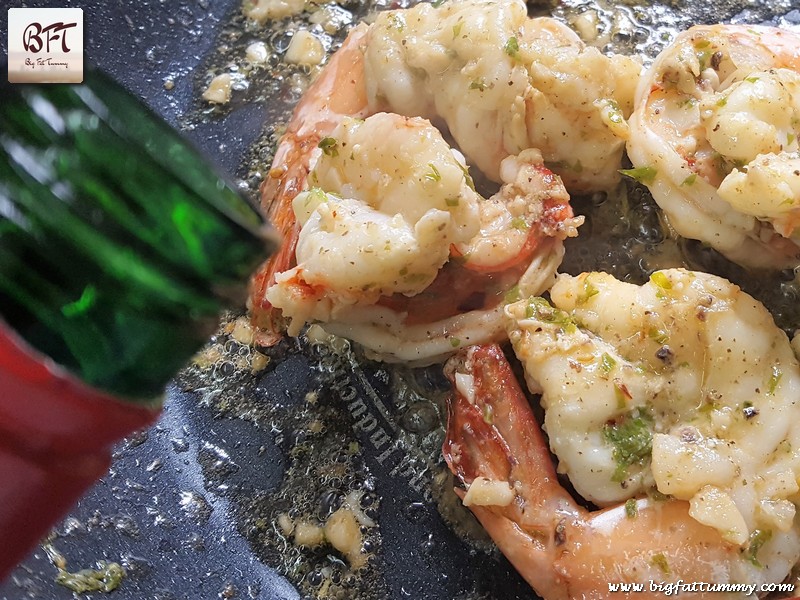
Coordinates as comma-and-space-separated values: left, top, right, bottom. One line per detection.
767, 365, 783, 395
504, 36, 519, 58
457, 162, 476, 190
619, 166, 657, 184
648, 328, 669, 344
747, 529, 773, 567
469, 78, 487, 92
603, 407, 653, 482
318, 137, 339, 157
504, 285, 521, 304
651, 553, 671, 574
681, 173, 697, 186
425, 163, 442, 182
625, 498, 638, 518
524, 297, 578, 333
511, 216, 529, 230
577, 278, 599, 305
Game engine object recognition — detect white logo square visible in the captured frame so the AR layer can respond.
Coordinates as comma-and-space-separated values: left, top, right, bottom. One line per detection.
7, 8, 84, 83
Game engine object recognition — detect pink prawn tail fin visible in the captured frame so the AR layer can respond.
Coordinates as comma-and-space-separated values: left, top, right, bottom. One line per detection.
443, 344, 578, 600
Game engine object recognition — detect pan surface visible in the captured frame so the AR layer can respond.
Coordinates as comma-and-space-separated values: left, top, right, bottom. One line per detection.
2, 0, 800, 599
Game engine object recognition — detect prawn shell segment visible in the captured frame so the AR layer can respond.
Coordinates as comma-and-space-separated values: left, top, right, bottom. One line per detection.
627, 24, 800, 269
249, 25, 371, 333
443, 343, 794, 598
505, 269, 800, 560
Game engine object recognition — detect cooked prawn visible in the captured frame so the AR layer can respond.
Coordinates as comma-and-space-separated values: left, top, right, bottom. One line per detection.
444, 343, 800, 599
365, 0, 641, 192
627, 24, 800, 269
250, 0, 622, 362
505, 269, 800, 542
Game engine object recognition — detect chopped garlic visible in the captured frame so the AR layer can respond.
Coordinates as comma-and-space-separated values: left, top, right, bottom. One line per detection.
284, 30, 325, 67
293, 520, 324, 547
462, 477, 515, 507
324, 508, 365, 568
231, 316, 255, 345
277, 513, 294, 536
651, 433, 737, 497
571, 10, 599, 43
454, 373, 475, 405
243, 0, 306, 22
688, 485, 749, 545
245, 41, 269, 64
202, 73, 233, 104
250, 351, 269, 372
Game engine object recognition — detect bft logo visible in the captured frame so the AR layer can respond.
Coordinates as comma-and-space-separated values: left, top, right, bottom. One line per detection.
22, 21, 78, 54
8, 8, 84, 84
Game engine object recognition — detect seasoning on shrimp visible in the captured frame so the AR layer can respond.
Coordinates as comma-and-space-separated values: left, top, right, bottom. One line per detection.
266, 113, 483, 333
489, 267, 800, 593
364, 0, 642, 193
627, 24, 800, 269
444, 342, 800, 599
249, 0, 621, 363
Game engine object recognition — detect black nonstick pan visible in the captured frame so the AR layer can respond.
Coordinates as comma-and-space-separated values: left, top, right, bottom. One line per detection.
1, 0, 799, 599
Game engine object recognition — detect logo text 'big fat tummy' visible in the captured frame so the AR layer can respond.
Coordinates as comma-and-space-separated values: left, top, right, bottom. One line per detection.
8, 8, 84, 83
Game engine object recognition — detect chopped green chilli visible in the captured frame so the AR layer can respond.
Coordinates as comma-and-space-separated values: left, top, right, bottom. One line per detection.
747, 529, 773, 567
600, 352, 617, 375
425, 163, 442, 182
649, 271, 672, 290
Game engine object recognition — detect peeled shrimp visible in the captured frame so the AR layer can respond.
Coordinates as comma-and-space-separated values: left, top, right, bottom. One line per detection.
444, 343, 800, 599
249, 2, 602, 363
365, 0, 641, 192
627, 24, 800, 269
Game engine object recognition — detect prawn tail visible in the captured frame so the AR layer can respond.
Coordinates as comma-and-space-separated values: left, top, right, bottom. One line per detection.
443, 344, 570, 508
443, 349, 515, 485
443, 344, 573, 600
248, 225, 300, 345
465, 503, 570, 600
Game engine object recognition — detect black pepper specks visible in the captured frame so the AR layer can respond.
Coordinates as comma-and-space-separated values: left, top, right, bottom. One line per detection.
656, 345, 673, 363
743, 403, 759, 419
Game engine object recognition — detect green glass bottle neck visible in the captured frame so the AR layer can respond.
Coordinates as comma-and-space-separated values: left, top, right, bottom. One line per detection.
0, 68, 272, 402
